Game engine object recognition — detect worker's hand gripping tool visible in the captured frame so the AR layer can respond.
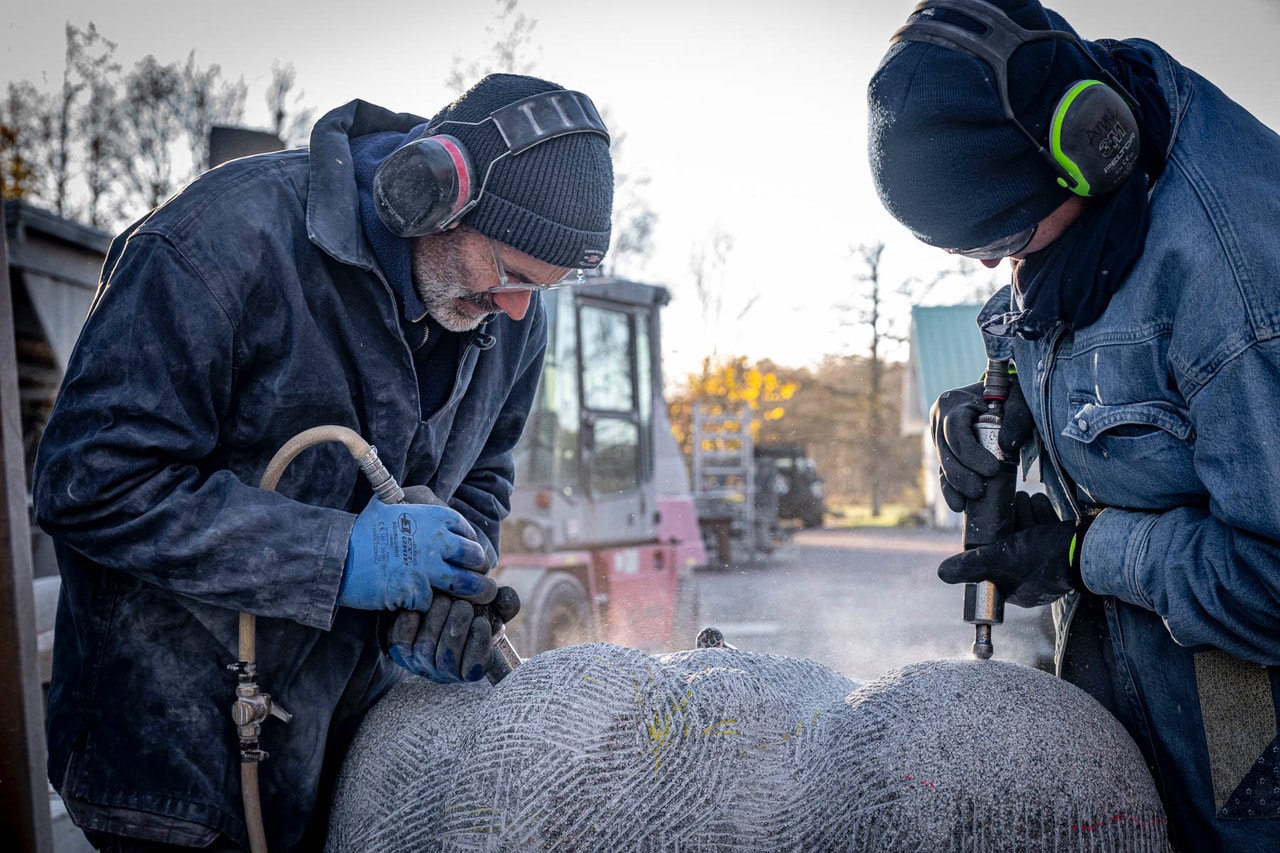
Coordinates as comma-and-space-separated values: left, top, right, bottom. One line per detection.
960, 359, 1018, 660
347, 443, 522, 683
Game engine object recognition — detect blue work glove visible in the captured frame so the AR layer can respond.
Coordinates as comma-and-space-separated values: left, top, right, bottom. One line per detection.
929, 376, 1034, 512
938, 492, 1093, 607
386, 585, 522, 683
338, 496, 496, 612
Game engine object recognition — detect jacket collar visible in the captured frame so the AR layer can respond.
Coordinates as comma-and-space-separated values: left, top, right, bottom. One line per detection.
305, 99, 428, 268
1119, 39, 1190, 162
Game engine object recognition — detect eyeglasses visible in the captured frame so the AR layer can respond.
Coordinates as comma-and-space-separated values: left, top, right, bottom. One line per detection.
488, 238, 586, 292
946, 224, 1037, 261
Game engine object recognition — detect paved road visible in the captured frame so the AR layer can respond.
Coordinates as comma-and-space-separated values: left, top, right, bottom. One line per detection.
690, 525, 1056, 684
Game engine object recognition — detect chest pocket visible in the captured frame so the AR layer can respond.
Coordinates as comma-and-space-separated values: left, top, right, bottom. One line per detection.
1058, 399, 1204, 508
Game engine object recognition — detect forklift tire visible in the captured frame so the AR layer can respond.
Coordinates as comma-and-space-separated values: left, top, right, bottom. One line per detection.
531, 573, 593, 654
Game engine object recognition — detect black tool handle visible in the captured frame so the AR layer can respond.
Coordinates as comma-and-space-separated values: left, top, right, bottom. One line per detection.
961, 359, 1017, 658
962, 360, 1018, 549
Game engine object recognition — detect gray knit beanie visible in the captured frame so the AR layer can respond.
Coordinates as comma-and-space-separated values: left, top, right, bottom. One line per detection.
429, 74, 614, 269
867, 0, 1102, 249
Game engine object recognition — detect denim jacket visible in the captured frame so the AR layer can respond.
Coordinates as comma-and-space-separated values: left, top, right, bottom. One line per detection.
32, 100, 547, 851
980, 41, 1280, 852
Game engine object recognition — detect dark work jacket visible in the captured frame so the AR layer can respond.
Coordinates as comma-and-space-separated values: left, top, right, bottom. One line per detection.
31, 99, 548, 851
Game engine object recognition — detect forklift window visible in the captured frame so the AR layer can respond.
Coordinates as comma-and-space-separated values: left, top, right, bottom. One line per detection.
580, 305, 634, 411
516, 291, 580, 492
579, 303, 643, 497
591, 418, 641, 494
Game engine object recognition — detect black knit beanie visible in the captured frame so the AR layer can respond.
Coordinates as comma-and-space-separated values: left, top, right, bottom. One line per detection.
428, 73, 614, 269
867, 0, 1106, 249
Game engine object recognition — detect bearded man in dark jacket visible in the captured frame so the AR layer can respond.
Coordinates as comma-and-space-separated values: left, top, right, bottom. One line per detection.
32, 74, 614, 852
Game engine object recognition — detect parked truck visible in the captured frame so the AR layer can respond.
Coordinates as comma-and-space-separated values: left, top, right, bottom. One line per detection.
755, 443, 826, 529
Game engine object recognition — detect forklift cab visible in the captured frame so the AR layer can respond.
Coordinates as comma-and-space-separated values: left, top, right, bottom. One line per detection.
506, 278, 668, 553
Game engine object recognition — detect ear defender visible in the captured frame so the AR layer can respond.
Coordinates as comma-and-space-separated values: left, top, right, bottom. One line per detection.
891, 0, 1142, 199
1048, 79, 1139, 196
370, 90, 611, 240
373, 134, 474, 238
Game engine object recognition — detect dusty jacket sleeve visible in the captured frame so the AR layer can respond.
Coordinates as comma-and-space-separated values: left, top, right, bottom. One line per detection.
32, 233, 352, 630
448, 302, 548, 566
1080, 338, 1280, 666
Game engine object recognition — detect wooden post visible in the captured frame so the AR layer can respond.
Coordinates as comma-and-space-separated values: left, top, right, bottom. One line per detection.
0, 196, 54, 850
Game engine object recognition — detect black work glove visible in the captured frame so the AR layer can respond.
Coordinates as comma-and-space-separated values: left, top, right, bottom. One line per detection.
385, 584, 521, 683
930, 376, 1035, 512
938, 492, 1093, 608
387, 599, 490, 682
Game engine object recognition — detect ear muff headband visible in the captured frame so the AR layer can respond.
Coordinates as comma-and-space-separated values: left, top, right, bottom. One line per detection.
373, 89, 610, 238
891, 0, 1139, 197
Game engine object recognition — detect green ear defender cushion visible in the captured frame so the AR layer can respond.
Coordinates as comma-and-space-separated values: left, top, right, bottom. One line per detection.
1049, 80, 1140, 197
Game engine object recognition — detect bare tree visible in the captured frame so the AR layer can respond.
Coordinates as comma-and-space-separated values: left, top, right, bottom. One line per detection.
52, 24, 87, 214
71, 26, 123, 227
177, 52, 247, 175
600, 117, 656, 277
834, 244, 998, 516
266, 61, 314, 147
4, 23, 314, 230
838, 242, 894, 516
1, 81, 53, 202
32, 23, 121, 218
445, 0, 542, 96
117, 56, 185, 212
689, 227, 759, 363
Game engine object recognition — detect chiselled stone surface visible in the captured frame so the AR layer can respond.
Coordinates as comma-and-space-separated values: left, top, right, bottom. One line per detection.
328, 643, 1166, 851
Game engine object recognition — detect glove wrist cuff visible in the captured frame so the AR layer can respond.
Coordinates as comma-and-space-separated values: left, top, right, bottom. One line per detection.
1067, 513, 1097, 590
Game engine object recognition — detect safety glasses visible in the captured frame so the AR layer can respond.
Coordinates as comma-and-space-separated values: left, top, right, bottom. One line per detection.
946, 224, 1037, 261
488, 238, 585, 292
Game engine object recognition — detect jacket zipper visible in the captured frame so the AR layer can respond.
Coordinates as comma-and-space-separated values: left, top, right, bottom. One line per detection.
1039, 322, 1086, 670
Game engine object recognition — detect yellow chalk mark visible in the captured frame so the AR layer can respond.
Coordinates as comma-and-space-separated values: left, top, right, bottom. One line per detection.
702, 719, 739, 737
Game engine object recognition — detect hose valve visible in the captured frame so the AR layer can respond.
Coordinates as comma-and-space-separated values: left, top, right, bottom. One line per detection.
229, 660, 292, 762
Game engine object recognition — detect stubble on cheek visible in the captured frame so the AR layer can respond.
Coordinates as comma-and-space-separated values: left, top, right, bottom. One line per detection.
410, 237, 494, 332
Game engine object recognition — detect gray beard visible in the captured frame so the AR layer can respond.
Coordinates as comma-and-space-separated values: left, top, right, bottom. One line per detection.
410, 238, 498, 332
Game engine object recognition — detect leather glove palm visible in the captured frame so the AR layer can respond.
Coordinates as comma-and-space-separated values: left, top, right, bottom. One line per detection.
930, 377, 1034, 512
938, 492, 1090, 607
339, 495, 496, 612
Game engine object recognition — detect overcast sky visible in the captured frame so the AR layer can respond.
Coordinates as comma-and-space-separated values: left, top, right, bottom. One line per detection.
5, 0, 1279, 381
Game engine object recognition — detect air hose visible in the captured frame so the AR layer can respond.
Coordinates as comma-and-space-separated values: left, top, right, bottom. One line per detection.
233, 425, 405, 853
232, 425, 521, 852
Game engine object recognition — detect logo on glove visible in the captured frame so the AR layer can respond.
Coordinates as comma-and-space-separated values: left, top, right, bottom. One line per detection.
398, 513, 416, 535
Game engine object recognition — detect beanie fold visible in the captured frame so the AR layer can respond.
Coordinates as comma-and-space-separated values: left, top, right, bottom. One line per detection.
469, 194, 611, 270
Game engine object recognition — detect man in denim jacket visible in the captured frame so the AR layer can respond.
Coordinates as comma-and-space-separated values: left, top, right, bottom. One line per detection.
869, 1, 1279, 849
32, 74, 613, 851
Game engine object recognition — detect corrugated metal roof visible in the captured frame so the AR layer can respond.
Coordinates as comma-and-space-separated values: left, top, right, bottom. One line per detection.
909, 303, 988, 419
